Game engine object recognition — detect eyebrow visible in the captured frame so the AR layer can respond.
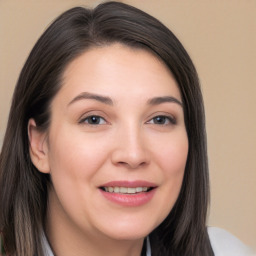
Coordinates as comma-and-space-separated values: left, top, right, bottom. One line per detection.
147, 96, 183, 107
68, 92, 182, 108
68, 92, 113, 106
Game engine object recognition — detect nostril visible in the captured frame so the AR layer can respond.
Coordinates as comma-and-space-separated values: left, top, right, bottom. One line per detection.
111, 144, 150, 169
116, 160, 147, 169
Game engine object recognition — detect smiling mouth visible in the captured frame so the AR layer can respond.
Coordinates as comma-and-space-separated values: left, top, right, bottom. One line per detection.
100, 186, 154, 194
99, 182, 157, 206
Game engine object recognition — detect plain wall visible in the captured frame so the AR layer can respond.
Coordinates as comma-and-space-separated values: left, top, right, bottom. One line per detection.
0, 0, 255, 250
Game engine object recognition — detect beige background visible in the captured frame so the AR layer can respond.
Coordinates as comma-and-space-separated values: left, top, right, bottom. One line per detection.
0, 0, 255, 250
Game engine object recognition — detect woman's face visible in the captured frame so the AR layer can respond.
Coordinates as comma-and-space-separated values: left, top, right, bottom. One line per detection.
32, 44, 188, 241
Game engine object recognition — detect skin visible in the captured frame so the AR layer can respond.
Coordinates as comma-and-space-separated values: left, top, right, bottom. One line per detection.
29, 44, 188, 256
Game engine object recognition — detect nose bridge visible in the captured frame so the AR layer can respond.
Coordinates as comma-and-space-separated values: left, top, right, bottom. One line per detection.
111, 121, 149, 169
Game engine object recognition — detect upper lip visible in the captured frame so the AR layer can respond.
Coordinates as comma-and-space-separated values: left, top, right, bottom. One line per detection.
99, 180, 157, 188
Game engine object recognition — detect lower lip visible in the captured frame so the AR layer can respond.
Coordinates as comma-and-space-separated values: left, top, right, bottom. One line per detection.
100, 189, 156, 207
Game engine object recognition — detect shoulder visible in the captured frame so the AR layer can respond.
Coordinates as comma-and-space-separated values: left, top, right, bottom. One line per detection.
208, 227, 255, 256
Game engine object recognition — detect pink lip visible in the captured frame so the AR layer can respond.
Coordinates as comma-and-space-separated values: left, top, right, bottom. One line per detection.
99, 180, 157, 207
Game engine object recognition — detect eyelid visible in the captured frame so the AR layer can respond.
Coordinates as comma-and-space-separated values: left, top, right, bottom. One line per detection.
78, 111, 109, 125
79, 115, 107, 125
146, 113, 177, 125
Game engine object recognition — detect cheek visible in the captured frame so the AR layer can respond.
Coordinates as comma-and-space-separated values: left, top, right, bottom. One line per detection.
152, 131, 188, 177
152, 131, 188, 204
163, 143, 188, 178
146, 133, 188, 227
47, 127, 109, 178
46, 130, 110, 216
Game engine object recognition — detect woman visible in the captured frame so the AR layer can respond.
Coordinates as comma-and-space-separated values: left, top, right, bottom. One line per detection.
0, 2, 253, 256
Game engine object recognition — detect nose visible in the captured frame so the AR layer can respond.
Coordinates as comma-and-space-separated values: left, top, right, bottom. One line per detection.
111, 125, 150, 169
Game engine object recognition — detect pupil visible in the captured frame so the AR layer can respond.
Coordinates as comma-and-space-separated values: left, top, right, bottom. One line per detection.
154, 116, 165, 124
89, 116, 99, 124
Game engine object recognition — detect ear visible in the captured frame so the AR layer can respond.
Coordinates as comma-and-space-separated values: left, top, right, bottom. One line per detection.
28, 118, 50, 173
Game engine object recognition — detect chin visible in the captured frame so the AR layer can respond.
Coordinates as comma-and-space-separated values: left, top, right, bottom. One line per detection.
98, 220, 157, 241
106, 230, 149, 241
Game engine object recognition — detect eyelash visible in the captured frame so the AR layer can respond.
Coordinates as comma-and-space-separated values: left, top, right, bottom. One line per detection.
79, 115, 107, 125
79, 115, 176, 126
146, 115, 176, 125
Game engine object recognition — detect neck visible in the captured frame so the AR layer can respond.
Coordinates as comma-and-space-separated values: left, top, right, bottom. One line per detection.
45, 188, 145, 256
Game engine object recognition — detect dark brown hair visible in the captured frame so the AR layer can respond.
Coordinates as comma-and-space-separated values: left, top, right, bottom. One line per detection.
0, 2, 213, 255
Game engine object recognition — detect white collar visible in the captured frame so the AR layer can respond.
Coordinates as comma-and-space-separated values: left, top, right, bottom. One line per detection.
146, 236, 151, 256
42, 233, 151, 256
42, 232, 54, 256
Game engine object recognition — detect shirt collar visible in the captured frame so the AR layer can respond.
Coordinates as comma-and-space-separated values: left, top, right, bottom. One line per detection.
146, 236, 151, 256
42, 232, 54, 256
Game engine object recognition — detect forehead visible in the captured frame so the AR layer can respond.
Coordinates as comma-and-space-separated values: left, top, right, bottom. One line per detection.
58, 43, 181, 103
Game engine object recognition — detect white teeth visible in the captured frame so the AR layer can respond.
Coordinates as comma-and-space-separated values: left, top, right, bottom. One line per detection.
127, 188, 136, 194
120, 187, 128, 193
136, 187, 143, 193
103, 186, 150, 194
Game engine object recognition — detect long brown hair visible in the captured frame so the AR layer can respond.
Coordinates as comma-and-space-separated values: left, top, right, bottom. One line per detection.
0, 2, 213, 255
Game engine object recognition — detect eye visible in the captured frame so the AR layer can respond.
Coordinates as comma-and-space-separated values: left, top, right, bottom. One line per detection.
80, 115, 107, 125
147, 115, 176, 125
